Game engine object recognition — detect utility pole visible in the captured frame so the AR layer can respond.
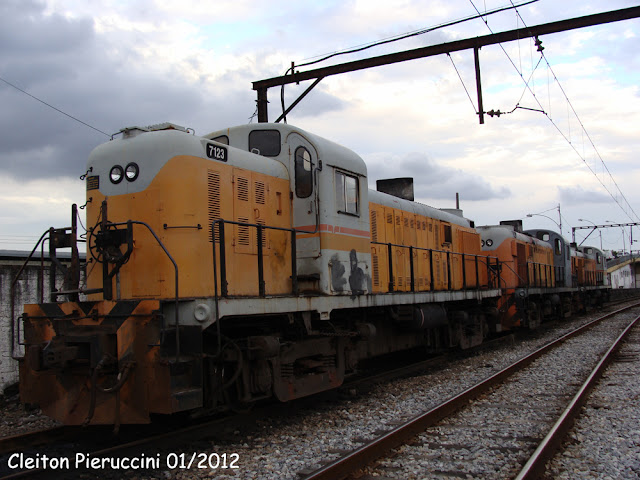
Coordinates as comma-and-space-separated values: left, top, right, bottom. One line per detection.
557, 204, 562, 236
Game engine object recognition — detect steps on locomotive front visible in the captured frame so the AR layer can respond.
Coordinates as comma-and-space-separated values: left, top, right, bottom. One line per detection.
160, 325, 204, 413
164, 354, 203, 412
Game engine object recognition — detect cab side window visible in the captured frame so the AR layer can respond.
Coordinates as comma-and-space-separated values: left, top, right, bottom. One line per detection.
295, 147, 313, 198
554, 238, 562, 256
335, 170, 359, 215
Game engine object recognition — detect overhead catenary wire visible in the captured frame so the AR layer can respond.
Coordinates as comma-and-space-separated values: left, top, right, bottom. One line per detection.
468, 0, 640, 224
296, 0, 539, 69
279, 1, 539, 122
447, 53, 479, 115
0, 75, 110, 137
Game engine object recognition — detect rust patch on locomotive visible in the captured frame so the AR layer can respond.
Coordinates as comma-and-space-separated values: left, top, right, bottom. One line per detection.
20, 300, 163, 425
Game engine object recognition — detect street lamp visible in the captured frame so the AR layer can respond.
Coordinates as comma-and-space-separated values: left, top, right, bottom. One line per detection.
526, 213, 561, 231
526, 204, 562, 233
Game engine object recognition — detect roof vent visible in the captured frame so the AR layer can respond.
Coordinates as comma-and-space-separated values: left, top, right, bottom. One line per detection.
441, 208, 464, 218
146, 122, 187, 132
376, 178, 414, 201
500, 220, 523, 233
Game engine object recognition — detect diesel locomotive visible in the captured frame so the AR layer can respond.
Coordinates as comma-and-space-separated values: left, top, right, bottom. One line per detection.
15, 122, 608, 425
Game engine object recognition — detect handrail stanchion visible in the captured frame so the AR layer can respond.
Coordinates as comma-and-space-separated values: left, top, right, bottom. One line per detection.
387, 243, 394, 292
219, 222, 228, 297
257, 225, 265, 297
429, 250, 434, 291
409, 246, 415, 292
10, 230, 50, 360
291, 230, 298, 294
462, 253, 467, 290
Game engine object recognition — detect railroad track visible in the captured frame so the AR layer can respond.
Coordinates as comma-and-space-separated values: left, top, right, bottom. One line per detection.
2, 299, 638, 479
298, 304, 640, 480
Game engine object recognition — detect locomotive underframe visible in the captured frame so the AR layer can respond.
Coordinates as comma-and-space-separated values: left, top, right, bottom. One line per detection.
20, 291, 503, 425
19, 281, 611, 426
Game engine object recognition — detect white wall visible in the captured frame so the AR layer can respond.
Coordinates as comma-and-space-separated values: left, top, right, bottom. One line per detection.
610, 264, 635, 289
0, 256, 85, 391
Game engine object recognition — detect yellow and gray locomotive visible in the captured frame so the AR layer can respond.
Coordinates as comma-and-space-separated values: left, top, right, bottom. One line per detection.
16, 122, 602, 425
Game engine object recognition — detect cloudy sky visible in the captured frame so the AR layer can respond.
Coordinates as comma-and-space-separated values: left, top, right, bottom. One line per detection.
1, 0, 639, 254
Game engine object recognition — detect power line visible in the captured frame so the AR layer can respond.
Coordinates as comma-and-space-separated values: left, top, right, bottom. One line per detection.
0, 75, 110, 137
468, 0, 640, 223
295, 0, 539, 69
277, 0, 539, 123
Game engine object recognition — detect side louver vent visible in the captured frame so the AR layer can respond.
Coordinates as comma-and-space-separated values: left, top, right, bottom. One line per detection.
207, 170, 221, 243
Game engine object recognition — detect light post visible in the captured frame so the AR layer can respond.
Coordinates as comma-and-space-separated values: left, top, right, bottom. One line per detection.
526, 213, 561, 231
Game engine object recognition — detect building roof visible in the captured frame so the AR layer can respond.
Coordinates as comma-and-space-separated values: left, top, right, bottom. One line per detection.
0, 250, 86, 261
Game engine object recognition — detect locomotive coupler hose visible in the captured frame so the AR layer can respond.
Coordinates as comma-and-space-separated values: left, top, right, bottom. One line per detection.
83, 356, 135, 426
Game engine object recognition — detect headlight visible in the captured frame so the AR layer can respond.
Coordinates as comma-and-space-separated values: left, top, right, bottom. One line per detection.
486, 239, 493, 247
125, 162, 139, 182
109, 165, 124, 184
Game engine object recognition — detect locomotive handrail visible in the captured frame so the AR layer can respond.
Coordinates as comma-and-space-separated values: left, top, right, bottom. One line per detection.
496, 261, 524, 288
211, 218, 303, 355
496, 260, 556, 289
108, 220, 181, 362
370, 240, 501, 292
525, 260, 556, 288
211, 219, 304, 298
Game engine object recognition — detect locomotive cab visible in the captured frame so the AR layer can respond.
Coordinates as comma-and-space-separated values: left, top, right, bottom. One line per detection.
205, 123, 372, 296
579, 246, 608, 287
524, 229, 571, 288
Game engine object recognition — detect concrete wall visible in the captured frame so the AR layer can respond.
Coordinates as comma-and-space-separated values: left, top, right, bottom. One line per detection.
610, 264, 635, 289
607, 258, 640, 289
0, 253, 85, 391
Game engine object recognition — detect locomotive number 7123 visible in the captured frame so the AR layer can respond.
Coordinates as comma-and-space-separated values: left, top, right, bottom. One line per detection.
206, 143, 228, 162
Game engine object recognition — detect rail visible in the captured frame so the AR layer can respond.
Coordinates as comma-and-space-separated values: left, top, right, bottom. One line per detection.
526, 261, 554, 288
555, 266, 567, 287
10, 203, 84, 359
12, 212, 182, 363
516, 313, 640, 479
524, 260, 555, 288
300, 303, 640, 480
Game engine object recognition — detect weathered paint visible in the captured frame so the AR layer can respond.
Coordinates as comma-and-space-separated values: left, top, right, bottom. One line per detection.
20, 300, 163, 425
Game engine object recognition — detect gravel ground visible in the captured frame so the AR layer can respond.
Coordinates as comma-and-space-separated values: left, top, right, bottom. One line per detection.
367, 310, 639, 479
0, 386, 59, 438
2, 305, 638, 479
149, 308, 640, 480
545, 328, 640, 479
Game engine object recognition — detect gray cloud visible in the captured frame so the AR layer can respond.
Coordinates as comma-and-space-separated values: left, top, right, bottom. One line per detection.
558, 185, 611, 205
366, 151, 510, 202
0, 1, 263, 181
277, 85, 349, 120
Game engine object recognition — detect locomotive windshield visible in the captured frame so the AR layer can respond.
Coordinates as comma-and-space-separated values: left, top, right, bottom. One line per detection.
248, 129, 281, 156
